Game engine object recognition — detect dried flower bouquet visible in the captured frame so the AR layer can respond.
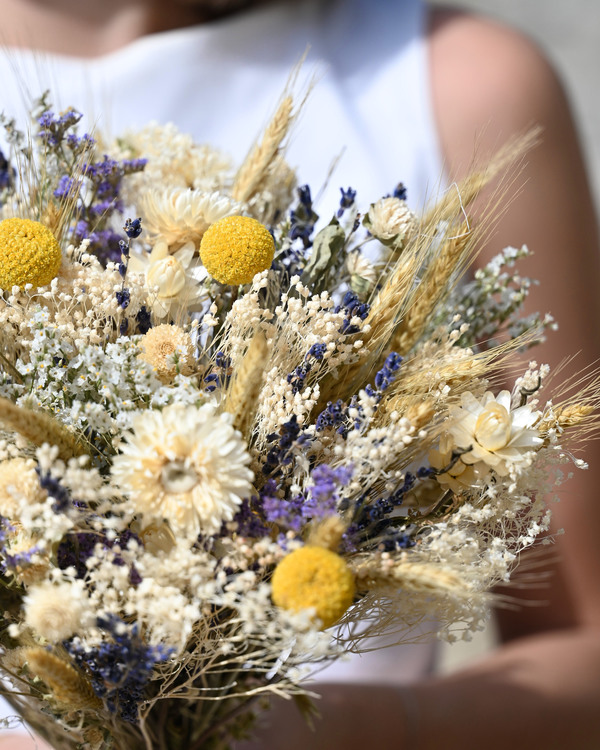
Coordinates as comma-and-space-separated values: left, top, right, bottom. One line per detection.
0, 91, 596, 750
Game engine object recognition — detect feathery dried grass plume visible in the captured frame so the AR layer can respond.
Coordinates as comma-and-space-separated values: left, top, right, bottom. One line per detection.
24, 648, 102, 711
0, 397, 87, 460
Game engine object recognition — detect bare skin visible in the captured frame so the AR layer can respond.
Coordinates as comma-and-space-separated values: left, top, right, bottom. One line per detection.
1, 2, 599, 749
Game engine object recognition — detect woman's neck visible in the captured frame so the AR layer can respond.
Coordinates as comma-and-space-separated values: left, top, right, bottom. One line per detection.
0, 0, 249, 58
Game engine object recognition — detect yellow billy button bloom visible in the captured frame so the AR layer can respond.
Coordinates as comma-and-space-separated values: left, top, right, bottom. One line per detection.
200, 215, 275, 285
271, 545, 355, 629
0, 218, 62, 289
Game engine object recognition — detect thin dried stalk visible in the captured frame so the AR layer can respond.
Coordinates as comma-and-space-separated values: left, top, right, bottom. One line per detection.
223, 331, 269, 438
232, 96, 294, 204
24, 648, 102, 711
0, 397, 87, 460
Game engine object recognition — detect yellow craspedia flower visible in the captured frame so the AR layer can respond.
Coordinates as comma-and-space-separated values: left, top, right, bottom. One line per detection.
271, 545, 355, 629
199, 215, 275, 285
0, 218, 62, 289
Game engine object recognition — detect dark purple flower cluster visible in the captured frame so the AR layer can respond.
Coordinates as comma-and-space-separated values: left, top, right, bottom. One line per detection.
393, 182, 408, 201
337, 186, 357, 218
67, 614, 172, 723
286, 342, 327, 395
262, 416, 310, 477
289, 184, 319, 248
344, 469, 428, 551
38, 108, 85, 149
204, 351, 232, 392
35, 469, 73, 513
228, 496, 271, 538
260, 479, 304, 533
335, 291, 370, 335
57, 528, 142, 582
0, 147, 15, 193
304, 463, 353, 519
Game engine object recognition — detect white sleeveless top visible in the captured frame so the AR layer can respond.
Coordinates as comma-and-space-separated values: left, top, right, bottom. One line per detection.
0, 0, 441, 709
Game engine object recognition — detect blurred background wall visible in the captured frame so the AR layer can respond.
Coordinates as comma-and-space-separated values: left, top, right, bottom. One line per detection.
430, 0, 600, 215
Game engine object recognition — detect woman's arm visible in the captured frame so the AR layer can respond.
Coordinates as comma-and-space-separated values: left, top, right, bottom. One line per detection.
242, 9, 600, 749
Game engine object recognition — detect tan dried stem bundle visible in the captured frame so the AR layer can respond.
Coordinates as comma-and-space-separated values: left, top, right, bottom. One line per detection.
0, 396, 87, 460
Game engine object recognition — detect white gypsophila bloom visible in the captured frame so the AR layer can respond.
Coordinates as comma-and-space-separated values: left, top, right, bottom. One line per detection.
128, 239, 206, 319
365, 196, 418, 244
111, 402, 254, 539
140, 187, 244, 246
24, 579, 90, 642
446, 390, 543, 477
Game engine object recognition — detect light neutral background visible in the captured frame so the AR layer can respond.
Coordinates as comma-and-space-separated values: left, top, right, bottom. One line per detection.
429, 0, 600, 673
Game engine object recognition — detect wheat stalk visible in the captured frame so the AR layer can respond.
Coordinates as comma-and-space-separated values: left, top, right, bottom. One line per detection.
0, 397, 87, 460
352, 559, 471, 599
232, 96, 294, 204
223, 331, 269, 439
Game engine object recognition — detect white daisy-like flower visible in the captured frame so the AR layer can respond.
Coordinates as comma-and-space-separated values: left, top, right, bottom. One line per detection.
111, 403, 254, 539
445, 390, 543, 477
128, 239, 206, 319
141, 187, 245, 246
24, 580, 90, 642
346, 251, 378, 286
364, 196, 418, 245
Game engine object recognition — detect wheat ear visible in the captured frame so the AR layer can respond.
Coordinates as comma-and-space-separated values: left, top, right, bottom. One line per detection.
223, 331, 269, 438
0, 397, 87, 460
352, 559, 471, 599
24, 648, 102, 711
232, 96, 294, 204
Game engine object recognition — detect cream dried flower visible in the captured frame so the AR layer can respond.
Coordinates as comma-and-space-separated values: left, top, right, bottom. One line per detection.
445, 390, 543, 477
139, 324, 196, 383
428, 433, 488, 492
111, 403, 254, 538
0, 458, 46, 518
364, 196, 418, 245
128, 239, 205, 319
24, 580, 89, 642
141, 187, 244, 246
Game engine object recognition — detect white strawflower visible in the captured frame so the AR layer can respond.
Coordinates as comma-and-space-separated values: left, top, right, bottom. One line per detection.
24, 580, 89, 642
139, 324, 196, 383
364, 196, 418, 244
141, 187, 244, 246
128, 239, 206, 319
446, 390, 543, 477
111, 403, 254, 538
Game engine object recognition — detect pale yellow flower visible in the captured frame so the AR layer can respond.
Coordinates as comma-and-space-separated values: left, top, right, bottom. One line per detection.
446, 390, 543, 477
139, 324, 196, 383
0, 458, 46, 518
128, 239, 205, 319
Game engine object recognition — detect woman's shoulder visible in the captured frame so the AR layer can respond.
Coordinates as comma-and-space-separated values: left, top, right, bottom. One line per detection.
427, 5, 568, 176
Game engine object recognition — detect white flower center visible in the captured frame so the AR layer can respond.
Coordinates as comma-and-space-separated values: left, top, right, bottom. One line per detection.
474, 402, 512, 452
161, 461, 199, 494
147, 256, 187, 298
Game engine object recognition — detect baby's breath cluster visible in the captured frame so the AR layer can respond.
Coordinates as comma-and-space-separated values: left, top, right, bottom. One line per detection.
0, 98, 594, 750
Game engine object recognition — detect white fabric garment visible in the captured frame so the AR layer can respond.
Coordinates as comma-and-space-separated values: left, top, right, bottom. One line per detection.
0, 0, 444, 720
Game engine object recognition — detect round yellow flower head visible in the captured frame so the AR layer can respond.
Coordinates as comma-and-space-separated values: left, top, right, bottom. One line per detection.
271, 545, 355, 629
0, 218, 62, 289
200, 215, 275, 285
